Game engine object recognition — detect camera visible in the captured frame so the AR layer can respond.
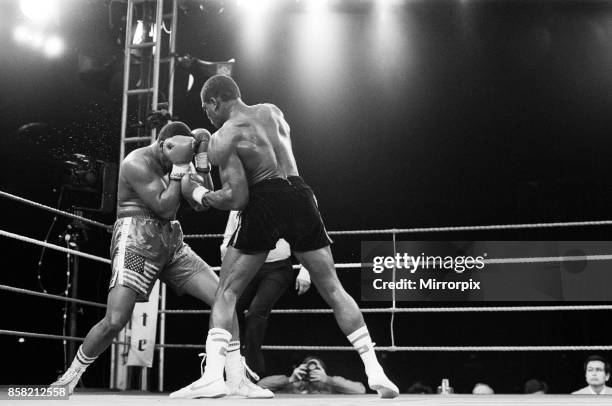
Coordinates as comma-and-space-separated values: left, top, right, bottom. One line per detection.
303, 360, 320, 381
59, 153, 117, 214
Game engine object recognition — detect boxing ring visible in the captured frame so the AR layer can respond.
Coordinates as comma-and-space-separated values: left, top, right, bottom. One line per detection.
1, 189, 612, 405
3, 392, 612, 406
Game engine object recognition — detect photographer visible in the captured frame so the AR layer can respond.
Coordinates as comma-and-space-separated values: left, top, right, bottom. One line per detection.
258, 356, 365, 394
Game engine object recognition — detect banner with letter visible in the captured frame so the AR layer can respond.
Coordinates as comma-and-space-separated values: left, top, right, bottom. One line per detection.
127, 280, 160, 367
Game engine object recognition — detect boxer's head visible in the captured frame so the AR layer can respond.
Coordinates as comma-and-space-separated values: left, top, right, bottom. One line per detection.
200, 75, 241, 129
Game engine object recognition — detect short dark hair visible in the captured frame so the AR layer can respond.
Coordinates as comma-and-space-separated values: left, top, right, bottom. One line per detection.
406, 381, 433, 394
302, 356, 326, 372
157, 121, 192, 142
584, 355, 611, 374
201, 74, 241, 103
523, 379, 548, 394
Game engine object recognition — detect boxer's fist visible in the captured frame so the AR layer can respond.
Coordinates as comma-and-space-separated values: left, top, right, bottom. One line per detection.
192, 128, 211, 151
192, 128, 211, 173
181, 172, 209, 211
163, 135, 195, 164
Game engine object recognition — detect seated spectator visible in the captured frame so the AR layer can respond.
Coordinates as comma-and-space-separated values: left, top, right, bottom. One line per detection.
572, 355, 612, 395
406, 381, 433, 394
524, 378, 548, 394
472, 383, 494, 395
258, 356, 366, 394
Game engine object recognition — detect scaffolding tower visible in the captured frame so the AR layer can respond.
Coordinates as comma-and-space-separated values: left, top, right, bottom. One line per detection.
111, 0, 177, 391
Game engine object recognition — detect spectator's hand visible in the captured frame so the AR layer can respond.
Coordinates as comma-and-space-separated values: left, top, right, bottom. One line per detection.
308, 368, 329, 384
295, 266, 311, 295
289, 364, 308, 383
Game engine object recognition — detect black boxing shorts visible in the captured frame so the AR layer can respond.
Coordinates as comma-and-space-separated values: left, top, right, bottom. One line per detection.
229, 176, 332, 252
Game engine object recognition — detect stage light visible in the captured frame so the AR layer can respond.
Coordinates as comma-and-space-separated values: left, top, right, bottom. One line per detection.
44, 36, 64, 58
304, 0, 329, 14
292, 0, 344, 101
13, 25, 28, 43
14, 25, 45, 49
20, 0, 58, 25
371, 0, 409, 78
239, 0, 274, 59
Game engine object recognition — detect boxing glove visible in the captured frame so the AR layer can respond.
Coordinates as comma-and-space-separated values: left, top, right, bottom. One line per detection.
164, 135, 195, 180
192, 128, 211, 173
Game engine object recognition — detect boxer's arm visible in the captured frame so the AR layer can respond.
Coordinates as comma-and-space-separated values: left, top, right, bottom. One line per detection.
181, 165, 214, 211
123, 159, 181, 220
190, 125, 248, 210
200, 151, 248, 210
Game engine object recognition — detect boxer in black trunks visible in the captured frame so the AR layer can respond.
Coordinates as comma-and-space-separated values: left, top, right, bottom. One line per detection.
176, 75, 398, 398
52, 121, 271, 398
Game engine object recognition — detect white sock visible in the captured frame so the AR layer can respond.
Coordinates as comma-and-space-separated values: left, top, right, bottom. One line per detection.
347, 326, 381, 376
203, 328, 232, 379
225, 340, 242, 383
71, 345, 97, 370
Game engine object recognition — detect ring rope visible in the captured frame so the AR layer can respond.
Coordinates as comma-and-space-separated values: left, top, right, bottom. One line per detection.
209, 263, 360, 272
0, 190, 112, 231
0, 229, 111, 264
206, 253, 612, 273
159, 305, 612, 315
154, 343, 612, 351
0, 284, 106, 309
183, 219, 612, 239
0, 330, 606, 352
0, 329, 127, 345
482, 254, 612, 265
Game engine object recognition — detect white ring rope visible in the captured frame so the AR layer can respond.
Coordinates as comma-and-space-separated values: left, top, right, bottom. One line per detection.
183, 219, 612, 239
1, 329, 605, 352
0, 229, 111, 264
0, 329, 127, 345
483, 254, 612, 265
0, 330, 607, 352
2, 227, 610, 315
205, 253, 612, 273
0, 284, 106, 309
2, 192, 610, 355
0, 190, 112, 230
160, 305, 612, 315
154, 343, 612, 351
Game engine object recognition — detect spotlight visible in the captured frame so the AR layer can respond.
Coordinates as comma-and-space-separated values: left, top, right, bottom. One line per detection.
44, 36, 64, 58
20, 0, 59, 25
13, 25, 28, 43
305, 0, 329, 14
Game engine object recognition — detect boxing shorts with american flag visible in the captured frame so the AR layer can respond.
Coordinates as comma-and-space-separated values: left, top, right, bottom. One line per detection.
109, 207, 210, 301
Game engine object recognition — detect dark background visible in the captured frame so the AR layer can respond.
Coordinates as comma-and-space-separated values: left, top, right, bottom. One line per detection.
1, 0, 611, 395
